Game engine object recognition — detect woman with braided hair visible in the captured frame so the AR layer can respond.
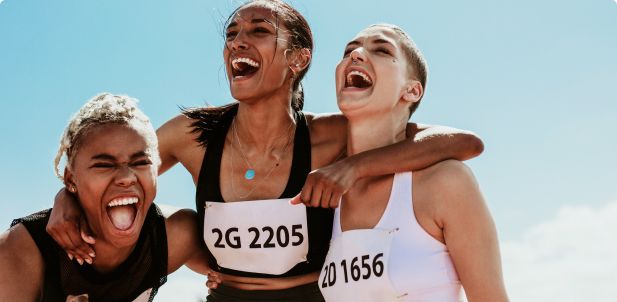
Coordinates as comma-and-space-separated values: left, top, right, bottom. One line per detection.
0, 93, 209, 301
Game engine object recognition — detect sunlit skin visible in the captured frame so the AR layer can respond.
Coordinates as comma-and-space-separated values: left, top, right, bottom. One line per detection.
224, 5, 296, 104
45, 2, 485, 292
337, 26, 509, 302
64, 123, 157, 272
0, 121, 208, 300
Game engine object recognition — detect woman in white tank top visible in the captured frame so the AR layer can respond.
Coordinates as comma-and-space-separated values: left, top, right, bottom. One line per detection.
318, 24, 509, 302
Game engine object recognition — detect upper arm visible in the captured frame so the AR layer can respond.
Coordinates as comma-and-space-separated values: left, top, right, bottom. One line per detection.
163, 208, 208, 274
156, 114, 193, 175
409, 123, 484, 161
428, 161, 508, 301
0, 224, 44, 301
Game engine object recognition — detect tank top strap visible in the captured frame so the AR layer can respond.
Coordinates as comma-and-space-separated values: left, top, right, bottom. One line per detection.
376, 172, 413, 230
280, 110, 311, 197
195, 105, 237, 208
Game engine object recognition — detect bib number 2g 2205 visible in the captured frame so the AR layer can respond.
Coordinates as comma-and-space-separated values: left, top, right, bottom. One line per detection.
211, 224, 304, 249
321, 253, 384, 288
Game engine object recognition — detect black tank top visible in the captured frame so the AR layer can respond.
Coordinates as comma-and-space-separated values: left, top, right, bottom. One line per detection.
12, 205, 168, 302
195, 104, 334, 278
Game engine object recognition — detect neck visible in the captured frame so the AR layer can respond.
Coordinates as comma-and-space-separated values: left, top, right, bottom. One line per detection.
90, 241, 136, 274
234, 94, 296, 153
346, 110, 408, 156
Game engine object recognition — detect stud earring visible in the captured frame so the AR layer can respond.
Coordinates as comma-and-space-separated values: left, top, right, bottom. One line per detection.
67, 185, 77, 193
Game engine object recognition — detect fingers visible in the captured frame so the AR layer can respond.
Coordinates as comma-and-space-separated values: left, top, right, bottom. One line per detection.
298, 180, 313, 206
205, 280, 219, 289
79, 216, 96, 245
205, 272, 222, 289
308, 181, 324, 208
290, 194, 303, 205
49, 222, 94, 265
329, 190, 343, 208
320, 188, 333, 209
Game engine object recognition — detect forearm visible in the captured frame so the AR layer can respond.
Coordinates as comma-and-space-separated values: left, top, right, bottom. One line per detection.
185, 249, 211, 275
351, 127, 483, 178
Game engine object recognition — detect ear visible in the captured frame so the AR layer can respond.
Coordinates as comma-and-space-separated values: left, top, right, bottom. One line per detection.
402, 80, 423, 103
286, 48, 312, 75
64, 167, 77, 193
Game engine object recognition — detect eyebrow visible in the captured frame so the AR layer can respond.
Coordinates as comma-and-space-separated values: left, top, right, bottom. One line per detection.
227, 18, 274, 30
345, 41, 361, 48
91, 151, 148, 161
372, 38, 395, 47
345, 38, 395, 49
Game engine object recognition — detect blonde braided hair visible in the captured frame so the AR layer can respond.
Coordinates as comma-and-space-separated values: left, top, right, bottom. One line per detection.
54, 93, 160, 180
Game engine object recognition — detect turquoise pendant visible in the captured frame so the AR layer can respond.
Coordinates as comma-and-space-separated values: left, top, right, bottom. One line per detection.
245, 169, 255, 180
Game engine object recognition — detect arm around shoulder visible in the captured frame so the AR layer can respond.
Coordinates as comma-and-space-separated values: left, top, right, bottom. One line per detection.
410, 123, 484, 161
0, 224, 44, 301
163, 207, 209, 275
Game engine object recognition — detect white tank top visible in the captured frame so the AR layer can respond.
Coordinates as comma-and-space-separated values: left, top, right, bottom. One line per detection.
324, 172, 462, 301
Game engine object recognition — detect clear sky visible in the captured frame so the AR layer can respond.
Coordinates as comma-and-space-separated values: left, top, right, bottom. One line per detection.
1, 0, 616, 301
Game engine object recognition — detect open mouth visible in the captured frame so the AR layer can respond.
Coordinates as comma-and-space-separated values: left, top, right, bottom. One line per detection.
106, 197, 138, 231
231, 57, 260, 78
345, 70, 373, 89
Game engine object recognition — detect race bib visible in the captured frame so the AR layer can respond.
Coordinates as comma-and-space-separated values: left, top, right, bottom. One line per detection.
203, 198, 309, 275
319, 228, 402, 302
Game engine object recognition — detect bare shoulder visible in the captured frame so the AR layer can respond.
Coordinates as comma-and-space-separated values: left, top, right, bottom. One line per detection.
413, 160, 479, 201
0, 224, 44, 300
157, 113, 204, 175
157, 114, 196, 142
413, 160, 487, 225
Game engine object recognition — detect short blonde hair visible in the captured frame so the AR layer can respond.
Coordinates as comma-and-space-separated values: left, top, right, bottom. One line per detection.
54, 93, 160, 180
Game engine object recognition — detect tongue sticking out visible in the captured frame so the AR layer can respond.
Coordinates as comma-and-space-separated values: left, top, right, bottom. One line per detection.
107, 206, 136, 231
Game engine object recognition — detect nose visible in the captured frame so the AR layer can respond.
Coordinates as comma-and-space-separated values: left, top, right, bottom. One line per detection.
115, 165, 137, 187
350, 48, 366, 63
229, 30, 248, 51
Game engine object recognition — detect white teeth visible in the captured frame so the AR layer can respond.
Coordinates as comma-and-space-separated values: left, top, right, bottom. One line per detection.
232, 57, 260, 70
107, 197, 138, 207
346, 70, 372, 86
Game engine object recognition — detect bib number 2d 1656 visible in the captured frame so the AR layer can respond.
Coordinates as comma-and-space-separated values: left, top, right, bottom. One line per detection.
321, 253, 384, 288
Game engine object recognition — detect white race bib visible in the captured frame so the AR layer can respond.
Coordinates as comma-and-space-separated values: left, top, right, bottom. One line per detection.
319, 229, 402, 302
203, 198, 309, 275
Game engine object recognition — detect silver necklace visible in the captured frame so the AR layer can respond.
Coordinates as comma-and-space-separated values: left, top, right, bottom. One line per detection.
232, 117, 294, 180
230, 120, 296, 200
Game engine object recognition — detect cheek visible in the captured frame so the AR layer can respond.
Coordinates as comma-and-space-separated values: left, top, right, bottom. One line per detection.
75, 177, 106, 210
335, 63, 345, 89
138, 170, 157, 199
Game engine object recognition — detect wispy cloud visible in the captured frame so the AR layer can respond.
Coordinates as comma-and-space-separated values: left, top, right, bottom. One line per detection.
502, 200, 617, 302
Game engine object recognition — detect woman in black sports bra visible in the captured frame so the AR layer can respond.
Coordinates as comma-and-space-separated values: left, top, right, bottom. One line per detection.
45, 1, 484, 300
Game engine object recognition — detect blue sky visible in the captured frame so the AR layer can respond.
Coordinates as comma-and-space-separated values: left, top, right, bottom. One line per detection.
1, 0, 616, 301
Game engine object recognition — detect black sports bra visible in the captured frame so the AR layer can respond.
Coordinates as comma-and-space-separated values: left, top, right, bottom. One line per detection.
194, 104, 333, 278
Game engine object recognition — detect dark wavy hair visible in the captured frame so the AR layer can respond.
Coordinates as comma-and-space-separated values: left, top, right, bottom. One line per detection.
184, 0, 313, 147
224, 0, 313, 111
